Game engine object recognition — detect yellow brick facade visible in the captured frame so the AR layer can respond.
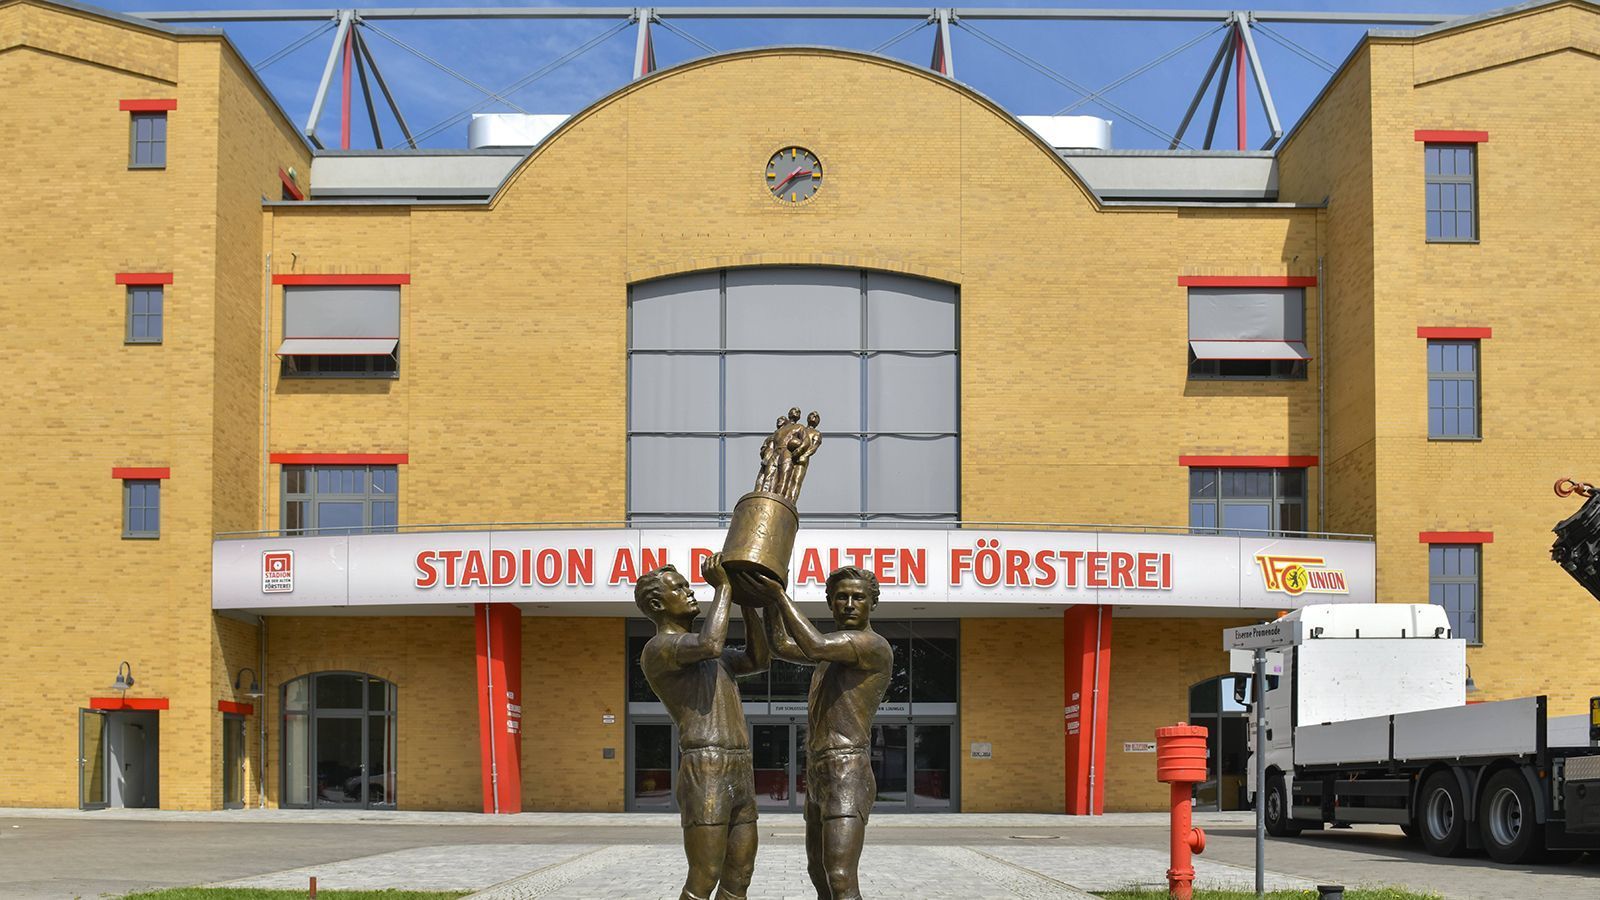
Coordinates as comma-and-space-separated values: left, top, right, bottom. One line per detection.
3, 0, 1599, 815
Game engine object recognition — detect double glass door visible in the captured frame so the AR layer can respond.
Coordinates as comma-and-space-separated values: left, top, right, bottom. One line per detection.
631, 719, 956, 812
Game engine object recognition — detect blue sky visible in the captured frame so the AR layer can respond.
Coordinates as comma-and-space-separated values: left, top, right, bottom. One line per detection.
99, 0, 1516, 149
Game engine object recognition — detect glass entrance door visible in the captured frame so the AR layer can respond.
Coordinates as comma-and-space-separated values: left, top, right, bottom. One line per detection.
315, 716, 364, 806
752, 723, 791, 809
222, 714, 246, 808
79, 709, 108, 810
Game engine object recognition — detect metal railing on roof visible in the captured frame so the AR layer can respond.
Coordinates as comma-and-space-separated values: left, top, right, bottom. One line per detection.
130, 5, 1465, 153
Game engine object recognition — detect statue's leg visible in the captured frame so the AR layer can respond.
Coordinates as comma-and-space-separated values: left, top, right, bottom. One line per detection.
715, 820, 757, 899
820, 815, 867, 900
681, 823, 728, 900
804, 799, 830, 899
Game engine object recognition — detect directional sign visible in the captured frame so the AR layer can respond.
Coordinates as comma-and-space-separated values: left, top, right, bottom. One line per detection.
1224, 620, 1301, 651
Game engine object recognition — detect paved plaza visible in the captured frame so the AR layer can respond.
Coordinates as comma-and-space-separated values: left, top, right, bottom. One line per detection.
0, 809, 1595, 899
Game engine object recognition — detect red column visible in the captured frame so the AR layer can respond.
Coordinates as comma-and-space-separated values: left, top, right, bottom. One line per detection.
1234, 24, 1247, 151
1063, 605, 1112, 815
475, 603, 523, 814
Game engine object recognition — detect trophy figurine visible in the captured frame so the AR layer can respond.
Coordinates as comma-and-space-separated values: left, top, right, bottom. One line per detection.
720, 407, 822, 601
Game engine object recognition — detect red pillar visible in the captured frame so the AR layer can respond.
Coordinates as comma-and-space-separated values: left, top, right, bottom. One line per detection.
1063, 605, 1112, 815
475, 603, 523, 814
1234, 24, 1247, 151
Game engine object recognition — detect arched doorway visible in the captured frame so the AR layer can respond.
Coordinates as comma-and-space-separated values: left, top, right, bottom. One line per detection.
281, 672, 396, 809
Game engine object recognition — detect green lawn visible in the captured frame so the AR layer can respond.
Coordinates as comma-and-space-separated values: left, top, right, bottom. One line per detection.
120, 883, 467, 890
1094, 883, 1446, 890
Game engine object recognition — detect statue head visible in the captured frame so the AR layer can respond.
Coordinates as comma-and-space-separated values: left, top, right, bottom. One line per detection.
634, 564, 698, 627
825, 566, 880, 630
807, 411, 820, 428
788, 406, 803, 422
775, 415, 787, 429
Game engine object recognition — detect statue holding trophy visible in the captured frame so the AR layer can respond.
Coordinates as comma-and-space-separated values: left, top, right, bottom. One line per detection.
640, 406, 889, 899
721, 407, 824, 591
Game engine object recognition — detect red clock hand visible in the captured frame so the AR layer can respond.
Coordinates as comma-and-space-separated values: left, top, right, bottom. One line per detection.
773, 169, 812, 192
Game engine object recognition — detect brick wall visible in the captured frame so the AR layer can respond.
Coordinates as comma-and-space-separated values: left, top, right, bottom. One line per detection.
960, 618, 1064, 812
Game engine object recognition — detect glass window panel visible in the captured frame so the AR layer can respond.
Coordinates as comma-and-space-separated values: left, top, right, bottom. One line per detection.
285, 677, 310, 711
316, 502, 364, 534
911, 631, 958, 703
866, 436, 957, 515
371, 502, 396, 529
632, 723, 675, 808
866, 353, 956, 432
1277, 469, 1305, 501
627, 635, 658, 702
1426, 182, 1441, 210
730, 433, 861, 516
1427, 342, 1443, 371
725, 353, 861, 432
872, 724, 908, 805
912, 724, 952, 808
1189, 501, 1218, 531
770, 659, 811, 701
877, 622, 911, 703
631, 271, 720, 350
1427, 212, 1442, 240
629, 436, 720, 514
1277, 502, 1305, 534
1461, 407, 1476, 437
1190, 680, 1220, 714
1222, 470, 1271, 499
725, 268, 861, 350
285, 500, 308, 534
629, 354, 721, 432
1442, 379, 1458, 406
368, 678, 389, 711
316, 673, 365, 709
284, 713, 309, 806
1190, 469, 1218, 499
1462, 546, 1478, 576
1221, 503, 1271, 535
1425, 147, 1440, 175
866, 272, 956, 350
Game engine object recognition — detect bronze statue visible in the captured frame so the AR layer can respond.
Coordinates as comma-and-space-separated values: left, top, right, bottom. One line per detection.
636, 553, 771, 900
722, 408, 822, 590
738, 567, 893, 900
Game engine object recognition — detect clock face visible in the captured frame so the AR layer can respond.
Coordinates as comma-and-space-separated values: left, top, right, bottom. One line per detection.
766, 147, 822, 203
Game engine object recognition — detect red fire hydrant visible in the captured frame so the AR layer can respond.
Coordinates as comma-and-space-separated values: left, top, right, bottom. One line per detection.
1155, 723, 1208, 900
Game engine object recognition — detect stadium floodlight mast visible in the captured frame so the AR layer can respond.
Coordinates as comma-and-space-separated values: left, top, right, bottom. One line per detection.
130, 6, 1463, 151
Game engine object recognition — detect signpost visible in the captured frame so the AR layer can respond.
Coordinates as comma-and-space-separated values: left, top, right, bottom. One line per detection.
1224, 620, 1300, 900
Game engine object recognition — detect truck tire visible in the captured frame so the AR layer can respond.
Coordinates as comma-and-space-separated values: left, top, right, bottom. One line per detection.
1479, 769, 1542, 865
1419, 770, 1470, 857
1265, 773, 1301, 837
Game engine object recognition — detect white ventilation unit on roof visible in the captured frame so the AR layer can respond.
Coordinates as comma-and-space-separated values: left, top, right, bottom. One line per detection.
468, 113, 571, 149
1017, 115, 1113, 150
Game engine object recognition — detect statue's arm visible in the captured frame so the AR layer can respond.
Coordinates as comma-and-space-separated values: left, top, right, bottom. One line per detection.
726, 606, 771, 676
747, 574, 859, 666
674, 555, 732, 664
763, 603, 811, 664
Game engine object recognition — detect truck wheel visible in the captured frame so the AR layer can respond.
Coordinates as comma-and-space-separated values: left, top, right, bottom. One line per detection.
1265, 773, 1301, 837
1419, 771, 1470, 857
1480, 769, 1543, 865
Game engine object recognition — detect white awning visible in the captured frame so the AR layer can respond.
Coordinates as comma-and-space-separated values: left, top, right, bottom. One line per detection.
276, 338, 397, 356
1190, 340, 1310, 361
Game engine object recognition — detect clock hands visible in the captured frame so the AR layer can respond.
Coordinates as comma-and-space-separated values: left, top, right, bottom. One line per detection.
772, 168, 815, 193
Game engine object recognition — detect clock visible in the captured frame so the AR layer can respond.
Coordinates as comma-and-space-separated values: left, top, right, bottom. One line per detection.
766, 146, 822, 203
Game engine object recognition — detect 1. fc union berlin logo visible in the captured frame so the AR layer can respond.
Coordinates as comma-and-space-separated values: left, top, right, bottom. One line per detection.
1254, 554, 1349, 596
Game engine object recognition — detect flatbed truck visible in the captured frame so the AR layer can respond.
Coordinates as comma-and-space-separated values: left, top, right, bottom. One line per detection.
1248, 603, 1600, 863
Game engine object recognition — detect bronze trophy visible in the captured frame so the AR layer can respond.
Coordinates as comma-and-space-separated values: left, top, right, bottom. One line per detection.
720, 407, 822, 599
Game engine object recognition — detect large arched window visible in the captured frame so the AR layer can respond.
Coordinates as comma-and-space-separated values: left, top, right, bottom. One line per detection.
281, 672, 396, 809
628, 267, 958, 525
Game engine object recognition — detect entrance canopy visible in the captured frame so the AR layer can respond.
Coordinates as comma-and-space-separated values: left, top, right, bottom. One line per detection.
214, 526, 1373, 616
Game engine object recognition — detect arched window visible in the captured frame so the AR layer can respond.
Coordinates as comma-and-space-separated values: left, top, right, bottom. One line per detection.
282, 672, 396, 809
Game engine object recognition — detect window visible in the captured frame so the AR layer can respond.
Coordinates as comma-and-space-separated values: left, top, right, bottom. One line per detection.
1429, 544, 1481, 643
282, 465, 397, 535
123, 480, 160, 538
1426, 144, 1476, 242
1428, 340, 1479, 439
1187, 288, 1308, 380
627, 268, 958, 526
281, 673, 395, 808
278, 286, 400, 378
126, 286, 163, 343
1189, 467, 1306, 536
129, 112, 167, 168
